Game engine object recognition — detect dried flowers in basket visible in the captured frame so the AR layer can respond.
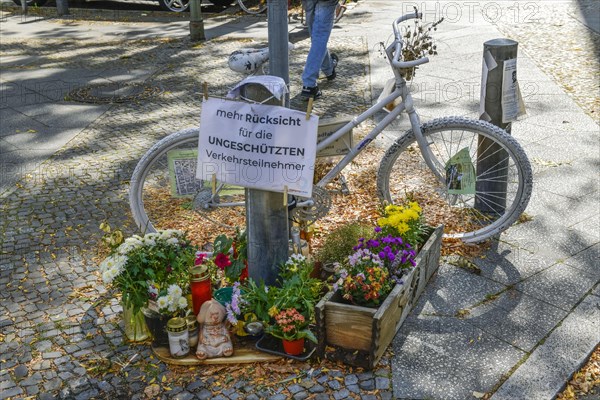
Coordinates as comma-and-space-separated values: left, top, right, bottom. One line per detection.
399, 8, 444, 80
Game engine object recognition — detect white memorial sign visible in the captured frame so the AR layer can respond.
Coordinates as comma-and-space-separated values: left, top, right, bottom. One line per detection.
196, 98, 319, 197
501, 58, 519, 123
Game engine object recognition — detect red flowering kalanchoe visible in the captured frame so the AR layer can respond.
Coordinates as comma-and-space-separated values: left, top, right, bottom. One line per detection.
266, 308, 317, 343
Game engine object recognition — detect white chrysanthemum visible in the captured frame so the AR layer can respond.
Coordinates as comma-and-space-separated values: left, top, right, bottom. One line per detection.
102, 270, 114, 284
167, 284, 182, 298
117, 242, 136, 255
177, 296, 188, 310
119, 236, 144, 250
166, 237, 178, 245
286, 253, 305, 266
101, 257, 124, 284
158, 230, 169, 240
100, 254, 127, 276
156, 296, 169, 310
99, 256, 112, 273
167, 297, 178, 312
159, 229, 176, 240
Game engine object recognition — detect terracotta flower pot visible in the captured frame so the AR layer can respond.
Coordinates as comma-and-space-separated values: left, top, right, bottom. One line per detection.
282, 338, 305, 356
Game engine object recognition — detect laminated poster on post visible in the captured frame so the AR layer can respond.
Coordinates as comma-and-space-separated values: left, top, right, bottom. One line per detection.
196, 97, 319, 198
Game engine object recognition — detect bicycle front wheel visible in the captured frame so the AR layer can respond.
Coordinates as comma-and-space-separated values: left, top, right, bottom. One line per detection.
238, 0, 267, 14
377, 117, 532, 243
129, 128, 246, 241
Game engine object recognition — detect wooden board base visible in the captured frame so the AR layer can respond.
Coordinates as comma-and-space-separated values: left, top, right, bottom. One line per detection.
152, 337, 282, 365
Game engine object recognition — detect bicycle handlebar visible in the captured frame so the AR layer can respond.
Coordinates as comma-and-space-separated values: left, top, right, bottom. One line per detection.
390, 12, 430, 69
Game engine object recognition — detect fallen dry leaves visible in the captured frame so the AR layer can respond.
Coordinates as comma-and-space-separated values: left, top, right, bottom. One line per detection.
139, 121, 491, 260
557, 346, 600, 400
143, 355, 376, 399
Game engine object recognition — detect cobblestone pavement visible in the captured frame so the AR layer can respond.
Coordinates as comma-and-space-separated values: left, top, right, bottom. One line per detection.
0, 25, 394, 399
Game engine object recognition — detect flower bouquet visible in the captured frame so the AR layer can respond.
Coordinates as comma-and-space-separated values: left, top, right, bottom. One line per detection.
195, 228, 248, 289
99, 228, 197, 342
333, 248, 393, 308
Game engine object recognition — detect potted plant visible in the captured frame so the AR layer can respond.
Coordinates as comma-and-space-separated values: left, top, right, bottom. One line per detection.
376, 201, 429, 249
266, 308, 316, 355
98, 228, 197, 343
225, 254, 325, 357
315, 201, 443, 369
332, 248, 394, 308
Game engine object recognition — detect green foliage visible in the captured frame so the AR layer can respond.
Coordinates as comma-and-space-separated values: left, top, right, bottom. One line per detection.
240, 278, 278, 324
240, 254, 325, 342
314, 222, 374, 265
271, 254, 325, 322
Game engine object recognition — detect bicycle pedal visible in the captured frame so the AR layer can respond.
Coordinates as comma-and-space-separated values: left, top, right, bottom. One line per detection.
339, 174, 350, 195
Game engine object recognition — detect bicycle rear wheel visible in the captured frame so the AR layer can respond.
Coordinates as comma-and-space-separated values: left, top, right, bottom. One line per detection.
377, 117, 532, 243
129, 128, 246, 241
238, 0, 267, 14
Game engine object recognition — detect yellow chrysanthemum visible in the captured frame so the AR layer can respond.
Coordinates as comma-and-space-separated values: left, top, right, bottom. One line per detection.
405, 209, 420, 221
385, 204, 403, 214
409, 201, 422, 213
396, 222, 410, 234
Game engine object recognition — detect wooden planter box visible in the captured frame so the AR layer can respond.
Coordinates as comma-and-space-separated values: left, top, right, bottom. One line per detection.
314, 225, 443, 369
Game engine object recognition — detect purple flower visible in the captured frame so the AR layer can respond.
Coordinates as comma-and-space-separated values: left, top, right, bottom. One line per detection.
367, 239, 380, 248
374, 227, 382, 233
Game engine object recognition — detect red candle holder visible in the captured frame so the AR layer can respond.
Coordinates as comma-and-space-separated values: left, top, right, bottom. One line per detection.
190, 266, 212, 316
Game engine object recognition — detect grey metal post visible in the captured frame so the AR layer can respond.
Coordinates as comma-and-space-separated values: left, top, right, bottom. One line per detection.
246, 0, 290, 286
189, 0, 205, 42
476, 38, 518, 214
21, 0, 27, 15
56, 0, 69, 17
267, 0, 290, 107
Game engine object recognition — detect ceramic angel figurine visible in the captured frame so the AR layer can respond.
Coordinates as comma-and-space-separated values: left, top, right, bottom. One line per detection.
196, 299, 233, 360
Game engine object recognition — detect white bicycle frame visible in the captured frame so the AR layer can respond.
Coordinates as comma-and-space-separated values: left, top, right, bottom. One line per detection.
314, 12, 445, 191
214, 12, 443, 209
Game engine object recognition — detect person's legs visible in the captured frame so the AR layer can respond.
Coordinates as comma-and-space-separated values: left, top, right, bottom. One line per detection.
301, 0, 337, 90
